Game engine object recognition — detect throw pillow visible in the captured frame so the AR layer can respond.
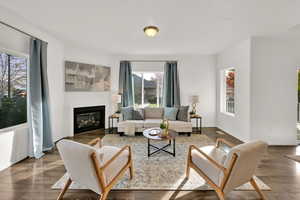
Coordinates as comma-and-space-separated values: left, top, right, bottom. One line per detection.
164, 107, 178, 121
121, 106, 133, 120
176, 106, 189, 121
133, 108, 144, 120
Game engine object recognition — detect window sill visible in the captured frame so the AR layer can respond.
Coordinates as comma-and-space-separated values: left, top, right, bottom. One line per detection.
0, 123, 28, 133
221, 112, 235, 117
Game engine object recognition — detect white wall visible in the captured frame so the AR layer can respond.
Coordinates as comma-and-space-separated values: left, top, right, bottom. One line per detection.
111, 54, 217, 127
63, 46, 114, 136
250, 37, 299, 145
0, 5, 65, 170
216, 39, 251, 142
0, 125, 28, 171
216, 37, 299, 145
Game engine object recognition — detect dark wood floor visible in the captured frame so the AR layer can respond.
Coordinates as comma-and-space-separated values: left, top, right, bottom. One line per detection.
0, 128, 299, 200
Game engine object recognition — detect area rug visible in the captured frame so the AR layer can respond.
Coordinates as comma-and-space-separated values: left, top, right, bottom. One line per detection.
52, 134, 271, 191
285, 155, 300, 163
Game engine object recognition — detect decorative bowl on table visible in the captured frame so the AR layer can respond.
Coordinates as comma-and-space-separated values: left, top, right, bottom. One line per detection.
149, 128, 161, 136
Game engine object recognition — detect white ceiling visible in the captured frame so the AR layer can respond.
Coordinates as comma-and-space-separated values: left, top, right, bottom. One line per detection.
0, 0, 300, 55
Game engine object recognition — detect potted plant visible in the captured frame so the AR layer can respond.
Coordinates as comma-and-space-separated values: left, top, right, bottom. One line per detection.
160, 119, 169, 138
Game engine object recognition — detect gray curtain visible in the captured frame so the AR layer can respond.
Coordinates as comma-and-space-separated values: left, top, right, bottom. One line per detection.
119, 61, 134, 107
163, 62, 181, 107
28, 39, 53, 159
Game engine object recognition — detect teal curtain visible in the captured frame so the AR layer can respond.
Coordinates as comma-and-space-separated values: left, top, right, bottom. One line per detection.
119, 61, 134, 107
163, 62, 181, 107
28, 39, 53, 159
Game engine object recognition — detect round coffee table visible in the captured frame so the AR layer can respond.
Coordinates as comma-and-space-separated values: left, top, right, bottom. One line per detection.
143, 128, 178, 157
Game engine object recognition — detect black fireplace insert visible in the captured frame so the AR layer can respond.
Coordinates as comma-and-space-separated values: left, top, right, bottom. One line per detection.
74, 105, 105, 134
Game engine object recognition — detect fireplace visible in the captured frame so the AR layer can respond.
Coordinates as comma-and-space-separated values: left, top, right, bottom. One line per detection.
74, 105, 105, 134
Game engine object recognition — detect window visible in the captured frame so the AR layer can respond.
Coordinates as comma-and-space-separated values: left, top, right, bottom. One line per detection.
221, 68, 235, 114
0, 50, 28, 129
133, 72, 164, 107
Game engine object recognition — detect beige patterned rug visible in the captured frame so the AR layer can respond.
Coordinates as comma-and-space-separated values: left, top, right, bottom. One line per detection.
52, 134, 271, 191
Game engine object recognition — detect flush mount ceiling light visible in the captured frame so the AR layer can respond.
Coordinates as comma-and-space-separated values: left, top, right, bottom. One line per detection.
143, 26, 159, 37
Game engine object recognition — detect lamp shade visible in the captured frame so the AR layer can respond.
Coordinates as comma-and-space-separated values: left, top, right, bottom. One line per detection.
190, 95, 199, 104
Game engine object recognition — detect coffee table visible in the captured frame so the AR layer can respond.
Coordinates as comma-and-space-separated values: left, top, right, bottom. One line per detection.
143, 128, 178, 157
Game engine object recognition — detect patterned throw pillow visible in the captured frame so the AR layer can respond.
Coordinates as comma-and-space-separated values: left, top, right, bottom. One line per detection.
121, 106, 134, 120
133, 108, 144, 120
176, 106, 189, 121
164, 107, 178, 121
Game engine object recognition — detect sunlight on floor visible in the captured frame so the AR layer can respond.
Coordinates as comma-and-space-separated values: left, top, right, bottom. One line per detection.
295, 145, 300, 155
293, 145, 300, 173
159, 171, 205, 200
297, 123, 300, 141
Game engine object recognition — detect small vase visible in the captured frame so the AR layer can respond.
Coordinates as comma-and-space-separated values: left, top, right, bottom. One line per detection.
163, 129, 169, 137
160, 119, 169, 138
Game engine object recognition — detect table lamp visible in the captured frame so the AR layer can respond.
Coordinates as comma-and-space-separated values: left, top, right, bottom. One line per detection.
190, 95, 199, 115
112, 94, 122, 113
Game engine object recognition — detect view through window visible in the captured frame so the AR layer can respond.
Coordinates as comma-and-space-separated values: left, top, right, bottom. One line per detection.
0, 51, 27, 129
133, 72, 163, 107
224, 68, 235, 114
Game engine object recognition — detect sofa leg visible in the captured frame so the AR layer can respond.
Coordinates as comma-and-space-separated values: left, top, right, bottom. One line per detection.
187, 132, 191, 137
119, 132, 124, 136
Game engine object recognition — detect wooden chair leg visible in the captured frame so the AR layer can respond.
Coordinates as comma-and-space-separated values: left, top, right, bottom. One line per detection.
186, 150, 191, 178
98, 191, 109, 200
129, 162, 134, 180
250, 178, 266, 200
215, 189, 225, 200
186, 162, 190, 178
57, 178, 72, 200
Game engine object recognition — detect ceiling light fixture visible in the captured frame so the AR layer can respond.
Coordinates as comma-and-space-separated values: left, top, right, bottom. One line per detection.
144, 26, 159, 37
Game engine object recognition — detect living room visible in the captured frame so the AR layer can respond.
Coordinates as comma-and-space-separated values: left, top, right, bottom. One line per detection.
1, 1, 300, 200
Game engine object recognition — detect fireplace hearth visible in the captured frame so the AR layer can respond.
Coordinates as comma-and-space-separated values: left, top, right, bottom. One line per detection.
74, 106, 105, 134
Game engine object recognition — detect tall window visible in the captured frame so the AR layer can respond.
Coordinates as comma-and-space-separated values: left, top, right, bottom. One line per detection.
0, 51, 27, 129
221, 68, 235, 114
133, 72, 163, 107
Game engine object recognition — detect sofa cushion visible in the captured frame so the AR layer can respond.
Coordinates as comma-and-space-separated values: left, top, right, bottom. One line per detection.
143, 119, 163, 128
176, 106, 189, 121
144, 107, 164, 119
164, 107, 178, 121
121, 106, 134, 120
118, 120, 144, 129
168, 120, 193, 129
133, 108, 144, 120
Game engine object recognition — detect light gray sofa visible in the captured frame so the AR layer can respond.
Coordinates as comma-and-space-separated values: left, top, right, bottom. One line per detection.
118, 107, 192, 136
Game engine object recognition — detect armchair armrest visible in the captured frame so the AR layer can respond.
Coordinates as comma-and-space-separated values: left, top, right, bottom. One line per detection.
101, 145, 132, 170
189, 145, 227, 173
216, 138, 235, 148
90, 144, 133, 191
88, 138, 102, 148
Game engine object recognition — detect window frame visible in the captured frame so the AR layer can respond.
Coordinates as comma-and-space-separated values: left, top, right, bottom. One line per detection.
132, 71, 164, 108
220, 67, 235, 116
0, 47, 29, 131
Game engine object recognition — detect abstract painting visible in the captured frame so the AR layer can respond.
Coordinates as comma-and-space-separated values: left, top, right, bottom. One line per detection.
65, 61, 110, 92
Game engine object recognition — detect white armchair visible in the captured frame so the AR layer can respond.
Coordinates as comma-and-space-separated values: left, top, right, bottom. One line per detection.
56, 138, 133, 200
186, 138, 267, 200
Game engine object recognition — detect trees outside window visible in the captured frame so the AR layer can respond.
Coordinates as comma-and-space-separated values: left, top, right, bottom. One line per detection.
221, 68, 235, 114
133, 72, 163, 108
0, 51, 27, 129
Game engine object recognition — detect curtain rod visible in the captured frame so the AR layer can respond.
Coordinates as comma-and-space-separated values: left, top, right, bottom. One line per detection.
0, 20, 48, 44
124, 60, 178, 63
